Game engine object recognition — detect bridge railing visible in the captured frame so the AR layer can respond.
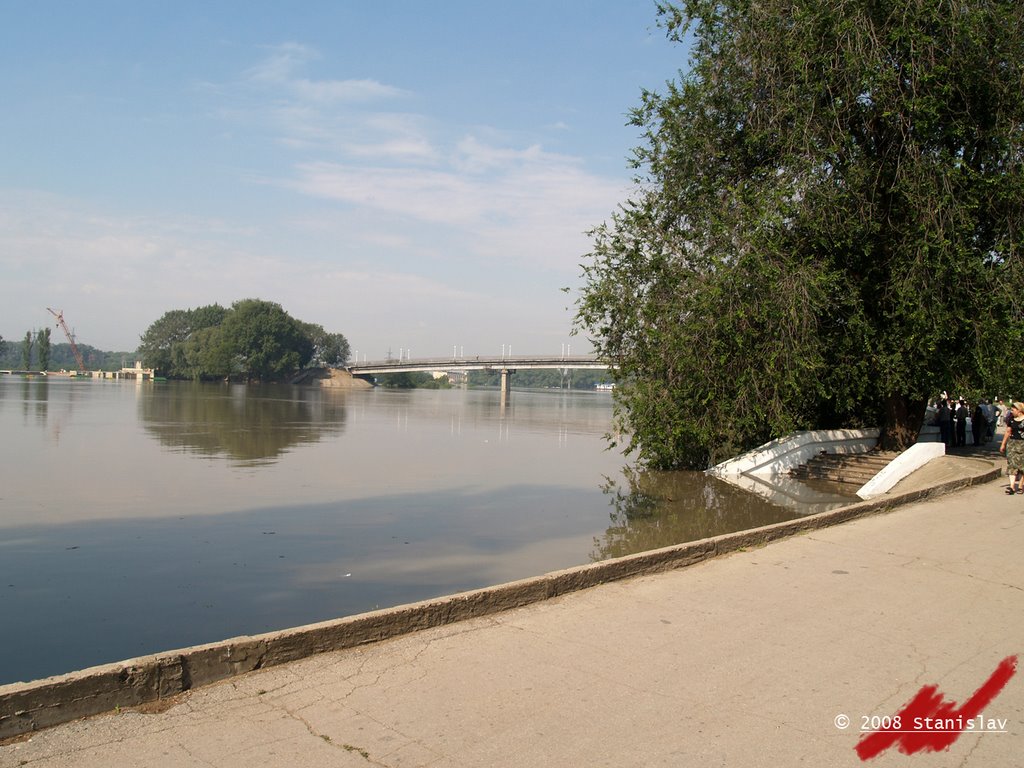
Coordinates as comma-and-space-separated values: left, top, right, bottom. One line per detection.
347, 355, 607, 372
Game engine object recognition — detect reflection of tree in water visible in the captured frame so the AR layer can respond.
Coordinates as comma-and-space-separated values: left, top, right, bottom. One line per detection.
591, 466, 800, 561
140, 383, 347, 464
17, 377, 49, 424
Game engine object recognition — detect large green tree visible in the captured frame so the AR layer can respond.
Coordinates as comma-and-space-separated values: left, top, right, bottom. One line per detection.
576, 0, 1024, 469
37, 327, 51, 371
299, 322, 351, 367
138, 305, 227, 376
21, 331, 33, 370
219, 299, 314, 380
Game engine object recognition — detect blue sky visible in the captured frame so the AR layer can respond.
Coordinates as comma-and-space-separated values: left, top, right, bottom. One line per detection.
1, 1, 686, 358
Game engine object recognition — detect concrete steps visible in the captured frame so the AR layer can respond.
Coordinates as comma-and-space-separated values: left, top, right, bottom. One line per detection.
789, 450, 901, 487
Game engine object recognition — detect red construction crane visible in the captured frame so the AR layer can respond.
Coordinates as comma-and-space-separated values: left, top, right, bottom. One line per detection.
46, 308, 88, 373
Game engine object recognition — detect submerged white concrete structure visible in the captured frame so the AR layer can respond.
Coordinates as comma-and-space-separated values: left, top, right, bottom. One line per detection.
707, 428, 881, 478
708, 427, 948, 503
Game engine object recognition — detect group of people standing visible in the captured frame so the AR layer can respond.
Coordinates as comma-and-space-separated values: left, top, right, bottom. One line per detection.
931, 396, 998, 449
930, 394, 1024, 494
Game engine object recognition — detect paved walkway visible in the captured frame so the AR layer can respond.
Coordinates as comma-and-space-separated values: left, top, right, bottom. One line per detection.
2, 454, 1022, 767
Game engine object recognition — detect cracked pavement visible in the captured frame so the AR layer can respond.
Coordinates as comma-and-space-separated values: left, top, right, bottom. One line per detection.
2, 463, 1022, 767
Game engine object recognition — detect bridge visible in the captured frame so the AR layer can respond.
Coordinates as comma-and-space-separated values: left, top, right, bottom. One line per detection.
347, 355, 611, 398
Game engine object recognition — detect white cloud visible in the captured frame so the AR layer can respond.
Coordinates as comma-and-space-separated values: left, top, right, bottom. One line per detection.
289, 162, 482, 225
292, 77, 406, 103
245, 41, 314, 83
285, 136, 626, 274
246, 43, 407, 103
452, 136, 548, 173
236, 43, 423, 160
232, 44, 628, 265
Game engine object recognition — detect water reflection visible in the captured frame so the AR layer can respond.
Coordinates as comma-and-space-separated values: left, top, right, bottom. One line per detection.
139, 383, 348, 464
16, 377, 50, 425
591, 466, 806, 561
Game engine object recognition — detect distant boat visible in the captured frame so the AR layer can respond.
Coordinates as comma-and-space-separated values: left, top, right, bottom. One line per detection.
595, 382, 614, 391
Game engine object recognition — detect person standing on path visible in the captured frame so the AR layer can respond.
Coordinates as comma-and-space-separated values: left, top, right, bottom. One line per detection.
998, 401, 1024, 493
955, 398, 969, 448
972, 401, 987, 446
982, 398, 997, 442
937, 399, 952, 448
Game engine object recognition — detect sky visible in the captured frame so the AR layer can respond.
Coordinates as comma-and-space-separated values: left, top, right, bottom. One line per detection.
1, 1, 686, 359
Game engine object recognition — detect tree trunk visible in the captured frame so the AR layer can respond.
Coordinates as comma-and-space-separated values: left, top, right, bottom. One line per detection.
880, 394, 927, 451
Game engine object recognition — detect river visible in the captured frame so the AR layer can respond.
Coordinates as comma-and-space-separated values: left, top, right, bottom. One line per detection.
0, 377, 847, 685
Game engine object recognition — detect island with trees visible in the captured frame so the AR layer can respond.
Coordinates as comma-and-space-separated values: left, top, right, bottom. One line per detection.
138, 299, 350, 382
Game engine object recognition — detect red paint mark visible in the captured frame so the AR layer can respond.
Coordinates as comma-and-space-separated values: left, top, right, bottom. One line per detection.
855, 655, 1017, 760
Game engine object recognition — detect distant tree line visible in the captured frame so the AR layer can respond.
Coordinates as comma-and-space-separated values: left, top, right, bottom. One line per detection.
376, 371, 452, 389
372, 368, 612, 390
138, 299, 350, 381
0, 331, 134, 371
467, 368, 612, 390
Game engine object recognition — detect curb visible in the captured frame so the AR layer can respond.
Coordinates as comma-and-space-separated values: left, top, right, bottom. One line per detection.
0, 463, 1001, 740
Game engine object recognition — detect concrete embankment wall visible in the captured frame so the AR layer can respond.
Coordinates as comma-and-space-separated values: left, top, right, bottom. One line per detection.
0, 459, 999, 740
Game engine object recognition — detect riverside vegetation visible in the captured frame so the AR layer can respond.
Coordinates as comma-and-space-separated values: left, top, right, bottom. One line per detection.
575, 0, 1024, 469
138, 299, 350, 381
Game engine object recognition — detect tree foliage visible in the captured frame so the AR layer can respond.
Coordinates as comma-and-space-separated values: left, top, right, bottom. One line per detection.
467, 368, 613, 390
299, 322, 351, 367
138, 305, 227, 377
376, 371, 449, 389
219, 299, 313, 379
139, 300, 349, 381
21, 331, 33, 370
37, 327, 51, 371
575, 0, 1024, 469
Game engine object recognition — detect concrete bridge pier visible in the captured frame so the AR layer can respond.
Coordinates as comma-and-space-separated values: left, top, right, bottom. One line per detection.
500, 368, 515, 404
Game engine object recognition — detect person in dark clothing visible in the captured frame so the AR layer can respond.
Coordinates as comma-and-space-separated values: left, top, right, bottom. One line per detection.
955, 399, 969, 447
947, 398, 957, 447
972, 402, 987, 446
937, 399, 951, 448
982, 399, 997, 442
